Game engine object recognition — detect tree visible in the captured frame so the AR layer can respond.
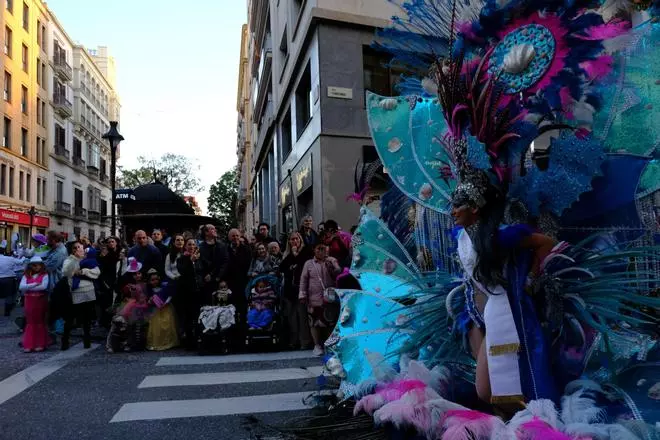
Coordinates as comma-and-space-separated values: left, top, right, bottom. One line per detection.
208, 167, 238, 238
118, 154, 204, 196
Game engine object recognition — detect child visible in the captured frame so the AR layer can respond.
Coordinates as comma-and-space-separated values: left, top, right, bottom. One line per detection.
117, 257, 149, 351
146, 269, 179, 351
214, 281, 232, 306
247, 279, 276, 330
19, 256, 50, 352
267, 242, 282, 272
71, 247, 99, 291
106, 315, 129, 353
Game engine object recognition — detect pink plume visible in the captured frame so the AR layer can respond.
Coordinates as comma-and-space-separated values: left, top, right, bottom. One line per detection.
441, 409, 500, 440
574, 19, 629, 41
355, 380, 427, 415
517, 418, 572, 440
354, 393, 386, 415
373, 387, 436, 433
579, 56, 613, 80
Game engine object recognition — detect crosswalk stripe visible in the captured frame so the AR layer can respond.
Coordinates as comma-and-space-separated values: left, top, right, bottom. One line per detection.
138, 366, 325, 388
110, 390, 336, 422
155, 350, 315, 366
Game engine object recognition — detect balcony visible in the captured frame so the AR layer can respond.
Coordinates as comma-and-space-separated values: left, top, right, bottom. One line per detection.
54, 144, 70, 161
53, 201, 71, 216
88, 210, 101, 223
73, 206, 87, 220
251, 35, 273, 124
99, 172, 109, 184
53, 55, 73, 81
254, 98, 274, 161
73, 155, 86, 170
87, 163, 99, 178
52, 93, 73, 118
101, 214, 110, 225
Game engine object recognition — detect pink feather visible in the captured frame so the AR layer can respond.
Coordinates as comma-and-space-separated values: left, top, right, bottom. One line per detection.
579, 56, 613, 80
517, 417, 572, 440
373, 387, 436, 433
441, 409, 499, 440
355, 380, 427, 415
574, 19, 629, 41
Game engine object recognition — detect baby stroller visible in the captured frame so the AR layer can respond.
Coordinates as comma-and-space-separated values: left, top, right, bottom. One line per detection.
244, 274, 281, 349
197, 290, 238, 355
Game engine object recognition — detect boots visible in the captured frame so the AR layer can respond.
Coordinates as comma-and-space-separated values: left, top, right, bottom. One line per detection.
61, 337, 70, 351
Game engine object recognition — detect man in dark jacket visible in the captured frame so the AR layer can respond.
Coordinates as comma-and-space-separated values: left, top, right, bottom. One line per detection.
198, 224, 229, 305
256, 223, 277, 246
128, 230, 163, 275
224, 228, 252, 314
151, 229, 169, 264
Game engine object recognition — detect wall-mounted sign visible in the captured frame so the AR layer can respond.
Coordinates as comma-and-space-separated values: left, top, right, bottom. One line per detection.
280, 180, 292, 207
327, 86, 353, 100
114, 189, 136, 202
0, 208, 49, 228
294, 154, 313, 194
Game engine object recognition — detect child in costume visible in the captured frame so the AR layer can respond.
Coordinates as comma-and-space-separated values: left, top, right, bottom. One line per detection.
145, 269, 179, 351
19, 256, 49, 352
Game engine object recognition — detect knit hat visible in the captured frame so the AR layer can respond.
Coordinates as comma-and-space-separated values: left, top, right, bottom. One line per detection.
126, 257, 143, 273
32, 233, 47, 245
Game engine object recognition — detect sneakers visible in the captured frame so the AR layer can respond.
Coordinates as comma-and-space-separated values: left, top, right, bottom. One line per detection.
312, 345, 324, 356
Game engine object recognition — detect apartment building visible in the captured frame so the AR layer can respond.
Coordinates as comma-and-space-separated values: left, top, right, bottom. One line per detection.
0, 0, 51, 243
47, 11, 118, 242
239, 0, 401, 236
236, 24, 254, 232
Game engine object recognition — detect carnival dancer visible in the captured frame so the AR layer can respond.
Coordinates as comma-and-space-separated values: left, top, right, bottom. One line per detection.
19, 256, 50, 352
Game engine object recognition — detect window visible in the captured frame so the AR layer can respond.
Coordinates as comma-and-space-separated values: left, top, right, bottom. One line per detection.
36, 20, 40, 46
363, 46, 403, 97
74, 187, 83, 208
279, 27, 288, 73
40, 24, 45, 48
4, 27, 11, 57
36, 177, 41, 204
280, 109, 292, 159
18, 170, 24, 200
100, 158, 107, 176
6, 0, 12, 14
4, 71, 11, 102
22, 2, 28, 31
89, 229, 95, 243
20, 127, 27, 156
55, 124, 65, 148
36, 57, 41, 84
73, 137, 82, 157
0, 164, 6, 195
41, 179, 46, 206
295, 63, 312, 139
41, 138, 46, 165
101, 200, 107, 218
21, 44, 27, 71
36, 97, 41, 123
292, 0, 304, 27
41, 100, 45, 121
9, 167, 14, 197
21, 86, 27, 113
40, 62, 46, 89
3, 117, 10, 148
36, 136, 41, 164
26, 173, 30, 202
87, 144, 100, 168
56, 180, 63, 202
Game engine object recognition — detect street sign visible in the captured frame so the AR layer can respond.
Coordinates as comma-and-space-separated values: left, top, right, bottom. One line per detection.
114, 189, 136, 202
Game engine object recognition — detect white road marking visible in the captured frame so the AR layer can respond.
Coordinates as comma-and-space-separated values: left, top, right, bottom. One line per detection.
110, 390, 337, 422
155, 350, 315, 366
0, 343, 99, 406
139, 366, 325, 388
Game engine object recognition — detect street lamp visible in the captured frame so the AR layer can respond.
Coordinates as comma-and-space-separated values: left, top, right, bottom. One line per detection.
102, 121, 124, 236
28, 206, 36, 237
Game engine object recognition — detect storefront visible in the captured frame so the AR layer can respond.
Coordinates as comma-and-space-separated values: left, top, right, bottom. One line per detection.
0, 208, 50, 245
280, 153, 314, 235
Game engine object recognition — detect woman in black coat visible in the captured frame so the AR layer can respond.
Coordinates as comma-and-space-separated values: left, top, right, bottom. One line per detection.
175, 238, 203, 350
279, 232, 313, 349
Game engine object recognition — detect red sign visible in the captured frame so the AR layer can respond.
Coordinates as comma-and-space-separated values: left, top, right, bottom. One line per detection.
0, 208, 50, 228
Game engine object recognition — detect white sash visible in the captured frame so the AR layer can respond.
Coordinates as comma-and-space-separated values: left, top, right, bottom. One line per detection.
457, 230, 524, 403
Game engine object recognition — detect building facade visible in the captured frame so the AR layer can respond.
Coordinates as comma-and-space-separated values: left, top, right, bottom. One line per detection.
236, 24, 254, 233
46, 12, 118, 243
0, 0, 51, 243
239, 0, 400, 237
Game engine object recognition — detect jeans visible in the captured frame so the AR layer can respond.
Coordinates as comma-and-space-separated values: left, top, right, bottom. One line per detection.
0, 277, 16, 315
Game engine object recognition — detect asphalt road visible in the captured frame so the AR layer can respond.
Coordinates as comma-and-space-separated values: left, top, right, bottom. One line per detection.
0, 311, 329, 440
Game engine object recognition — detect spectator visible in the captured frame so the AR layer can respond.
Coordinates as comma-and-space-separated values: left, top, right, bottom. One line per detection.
0, 241, 22, 316
62, 242, 100, 350
267, 241, 282, 267
279, 232, 313, 350
318, 222, 325, 234
164, 234, 185, 281
97, 236, 122, 328
151, 229, 169, 262
128, 230, 163, 275
248, 243, 277, 277
198, 224, 229, 305
176, 238, 203, 350
224, 228, 252, 316
299, 243, 342, 356
43, 231, 68, 293
299, 215, 319, 247
323, 220, 352, 268
256, 223, 276, 245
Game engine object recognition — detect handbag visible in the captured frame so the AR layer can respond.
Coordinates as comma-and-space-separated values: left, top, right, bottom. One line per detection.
313, 261, 338, 304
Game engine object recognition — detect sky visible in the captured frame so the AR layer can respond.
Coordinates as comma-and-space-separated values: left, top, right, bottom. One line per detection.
45, 0, 248, 214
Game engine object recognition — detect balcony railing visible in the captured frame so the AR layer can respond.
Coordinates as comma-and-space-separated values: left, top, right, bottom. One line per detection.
54, 144, 70, 160
53, 55, 73, 81
87, 163, 99, 174
88, 210, 101, 222
99, 173, 109, 183
54, 201, 71, 216
53, 93, 73, 118
73, 206, 87, 219
73, 155, 86, 169
101, 214, 109, 225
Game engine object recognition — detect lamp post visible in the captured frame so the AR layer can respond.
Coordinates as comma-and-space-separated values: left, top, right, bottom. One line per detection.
102, 121, 124, 236
28, 206, 36, 238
